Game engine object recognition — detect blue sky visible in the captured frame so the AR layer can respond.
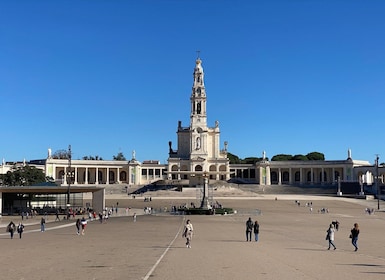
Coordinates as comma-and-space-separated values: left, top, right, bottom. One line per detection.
1, 0, 384, 164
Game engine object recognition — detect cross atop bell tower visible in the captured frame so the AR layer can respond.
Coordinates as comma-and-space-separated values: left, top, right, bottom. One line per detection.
190, 54, 207, 129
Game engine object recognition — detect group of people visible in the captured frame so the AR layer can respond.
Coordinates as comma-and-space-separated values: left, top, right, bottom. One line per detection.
326, 222, 360, 251
6, 221, 25, 239
245, 217, 260, 242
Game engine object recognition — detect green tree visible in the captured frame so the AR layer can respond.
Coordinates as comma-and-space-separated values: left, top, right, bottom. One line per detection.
82, 155, 103, 160
52, 149, 70, 159
227, 152, 241, 164
306, 152, 325, 161
244, 157, 263, 164
113, 152, 126, 161
292, 154, 308, 161
0, 165, 46, 186
271, 154, 293, 161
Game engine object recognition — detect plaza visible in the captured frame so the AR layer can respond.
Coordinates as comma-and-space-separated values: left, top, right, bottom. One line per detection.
0, 193, 384, 280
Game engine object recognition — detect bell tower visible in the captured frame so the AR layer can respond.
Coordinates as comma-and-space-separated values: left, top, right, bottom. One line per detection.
168, 55, 230, 184
190, 54, 207, 129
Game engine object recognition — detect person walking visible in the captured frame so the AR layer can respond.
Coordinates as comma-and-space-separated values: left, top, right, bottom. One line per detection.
55, 210, 60, 221
7, 221, 16, 239
253, 220, 260, 242
245, 217, 253, 242
183, 219, 194, 248
326, 224, 336, 250
17, 222, 25, 239
76, 218, 81, 235
40, 217, 46, 232
133, 213, 137, 222
350, 223, 360, 251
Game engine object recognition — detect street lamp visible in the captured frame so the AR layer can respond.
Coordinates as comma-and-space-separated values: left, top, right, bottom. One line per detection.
67, 145, 72, 208
375, 155, 380, 210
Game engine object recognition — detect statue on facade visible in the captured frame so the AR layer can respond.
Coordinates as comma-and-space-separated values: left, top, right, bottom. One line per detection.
196, 137, 201, 150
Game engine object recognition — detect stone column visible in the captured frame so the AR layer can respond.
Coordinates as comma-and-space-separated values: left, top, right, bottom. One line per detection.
300, 168, 303, 185
117, 168, 121, 184
266, 165, 271, 185
74, 167, 78, 185
289, 168, 293, 184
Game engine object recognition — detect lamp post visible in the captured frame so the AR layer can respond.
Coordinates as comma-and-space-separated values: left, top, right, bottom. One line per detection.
67, 145, 72, 208
200, 171, 210, 209
375, 155, 380, 210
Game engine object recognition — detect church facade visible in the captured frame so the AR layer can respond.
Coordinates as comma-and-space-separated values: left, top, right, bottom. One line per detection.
1, 58, 383, 190
167, 57, 230, 186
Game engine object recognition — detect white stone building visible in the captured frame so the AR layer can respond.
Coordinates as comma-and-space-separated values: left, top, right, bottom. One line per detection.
1, 58, 384, 191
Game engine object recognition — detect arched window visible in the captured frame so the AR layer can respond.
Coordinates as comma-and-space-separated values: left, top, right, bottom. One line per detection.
195, 165, 203, 172
109, 171, 115, 183
120, 171, 127, 181
271, 171, 278, 183
282, 171, 289, 182
294, 171, 300, 182
307, 171, 312, 182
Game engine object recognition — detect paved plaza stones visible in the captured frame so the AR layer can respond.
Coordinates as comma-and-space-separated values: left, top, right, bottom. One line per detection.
0, 195, 384, 280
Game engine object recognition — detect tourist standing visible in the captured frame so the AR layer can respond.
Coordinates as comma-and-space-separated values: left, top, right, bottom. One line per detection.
17, 222, 25, 239
183, 219, 194, 248
7, 221, 16, 239
40, 217, 46, 232
253, 220, 260, 242
350, 223, 360, 251
245, 217, 253, 242
133, 213, 137, 222
326, 224, 336, 250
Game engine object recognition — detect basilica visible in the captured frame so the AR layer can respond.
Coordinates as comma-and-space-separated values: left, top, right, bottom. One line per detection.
1, 58, 384, 191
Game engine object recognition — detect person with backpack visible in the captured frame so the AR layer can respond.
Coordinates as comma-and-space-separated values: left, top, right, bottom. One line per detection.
326, 223, 337, 250
7, 221, 16, 239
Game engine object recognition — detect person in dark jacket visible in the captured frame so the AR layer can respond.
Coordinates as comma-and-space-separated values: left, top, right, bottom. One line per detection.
17, 222, 25, 239
7, 221, 16, 239
351, 223, 360, 251
76, 218, 81, 235
253, 220, 260, 242
245, 217, 253, 242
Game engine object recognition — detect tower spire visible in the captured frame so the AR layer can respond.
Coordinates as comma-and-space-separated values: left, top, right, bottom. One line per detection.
190, 56, 207, 129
